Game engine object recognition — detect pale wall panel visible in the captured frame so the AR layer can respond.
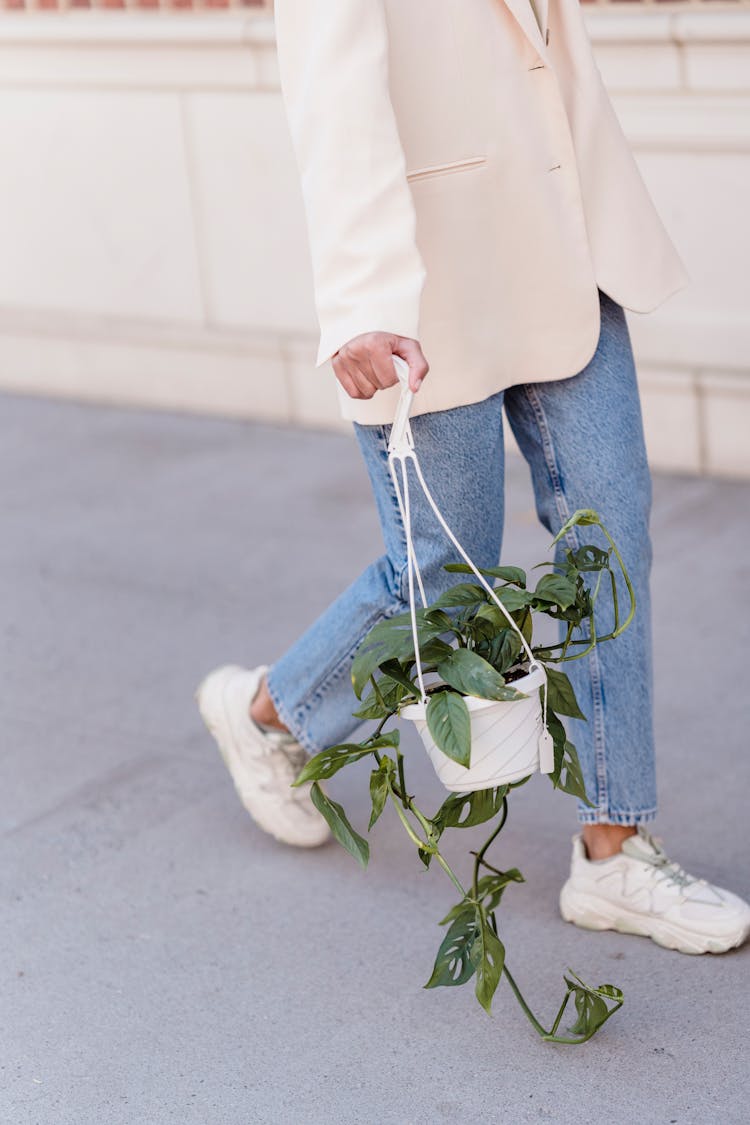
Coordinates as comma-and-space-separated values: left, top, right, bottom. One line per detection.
184, 90, 317, 334
0, 89, 203, 322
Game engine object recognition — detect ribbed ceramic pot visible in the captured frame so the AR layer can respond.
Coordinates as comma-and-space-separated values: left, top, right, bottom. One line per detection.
400, 663, 548, 793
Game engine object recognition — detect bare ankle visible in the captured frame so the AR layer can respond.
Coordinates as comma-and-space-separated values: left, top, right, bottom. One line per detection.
250, 675, 290, 734
582, 823, 637, 861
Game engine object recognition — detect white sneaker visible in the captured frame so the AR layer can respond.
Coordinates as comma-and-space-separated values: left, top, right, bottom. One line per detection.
560, 827, 750, 954
196, 664, 331, 848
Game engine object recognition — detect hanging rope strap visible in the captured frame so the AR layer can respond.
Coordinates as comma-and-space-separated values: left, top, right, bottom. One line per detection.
386, 358, 548, 750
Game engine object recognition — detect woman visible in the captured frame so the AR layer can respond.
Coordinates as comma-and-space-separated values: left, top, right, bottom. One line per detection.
198, 0, 749, 954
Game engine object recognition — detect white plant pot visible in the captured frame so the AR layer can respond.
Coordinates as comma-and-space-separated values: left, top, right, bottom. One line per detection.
400, 664, 550, 793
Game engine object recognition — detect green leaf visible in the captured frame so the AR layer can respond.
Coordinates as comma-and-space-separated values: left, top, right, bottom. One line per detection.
444, 562, 527, 588
424, 906, 478, 989
422, 609, 458, 632
471, 907, 505, 1015
293, 733, 398, 785
544, 666, 587, 721
518, 606, 533, 647
596, 983, 624, 1001
433, 583, 489, 609
533, 573, 578, 610
351, 611, 450, 697
551, 509, 601, 548
352, 678, 409, 720
473, 622, 523, 676
368, 757, 394, 830
542, 709, 593, 806
475, 869, 525, 913
433, 786, 508, 835
426, 691, 472, 768
416, 638, 455, 665
378, 659, 420, 693
552, 738, 592, 806
438, 869, 522, 927
562, 974, 623, 1039
437, 648, 526, 702
309, 783, 369, 869
350, 643, 391, 693
566, 544, 610, 572
487, 586, 534, 614
545, 706, 567, 746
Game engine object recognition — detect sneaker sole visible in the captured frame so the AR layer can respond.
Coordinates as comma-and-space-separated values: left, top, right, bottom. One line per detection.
196, 666, 330, 849
559, 883, 750, 955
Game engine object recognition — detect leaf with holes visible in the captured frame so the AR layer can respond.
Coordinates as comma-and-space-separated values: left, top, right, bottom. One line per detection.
562, 974, 624, 1040
475, 869, 525, 913
471, 906, 506, 1014
294, 733, 399, 786
432, 786, 508, 836
424, 905, 479, 989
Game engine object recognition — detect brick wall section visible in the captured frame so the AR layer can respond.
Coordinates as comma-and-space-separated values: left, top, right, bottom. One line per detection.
0, 0, 747, 10
0, 1, 267, 9
1, 0, 746, 11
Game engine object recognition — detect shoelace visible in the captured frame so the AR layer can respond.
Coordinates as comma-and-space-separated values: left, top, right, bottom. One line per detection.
639, 837, 702, 890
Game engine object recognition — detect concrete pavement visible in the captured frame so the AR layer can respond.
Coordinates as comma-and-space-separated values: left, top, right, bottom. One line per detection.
1, 392, 748, 1125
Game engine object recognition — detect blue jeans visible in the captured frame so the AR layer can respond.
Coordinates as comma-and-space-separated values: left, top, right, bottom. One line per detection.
267, 289, 656, 824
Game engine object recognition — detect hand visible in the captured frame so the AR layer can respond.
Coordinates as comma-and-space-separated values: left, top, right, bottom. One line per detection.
332, 333, 429, 400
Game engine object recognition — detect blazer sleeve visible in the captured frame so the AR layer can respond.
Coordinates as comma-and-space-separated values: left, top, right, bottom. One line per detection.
274, 0, 427, 366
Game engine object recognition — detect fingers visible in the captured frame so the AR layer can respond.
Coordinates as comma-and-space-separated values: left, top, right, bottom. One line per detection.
332, 332, 430, 400
332, 349, 378, 400
393, 337, 430, 393
367, 336, 402, 391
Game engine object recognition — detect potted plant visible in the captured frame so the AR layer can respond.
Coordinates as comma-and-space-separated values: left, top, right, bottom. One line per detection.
294, 509, 633, 1045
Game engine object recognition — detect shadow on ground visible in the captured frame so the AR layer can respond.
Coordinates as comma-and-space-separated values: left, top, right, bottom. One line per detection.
1, 394, 748, 1125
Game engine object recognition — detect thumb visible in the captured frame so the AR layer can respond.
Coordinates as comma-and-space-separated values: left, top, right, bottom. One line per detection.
393, 337, 429, 393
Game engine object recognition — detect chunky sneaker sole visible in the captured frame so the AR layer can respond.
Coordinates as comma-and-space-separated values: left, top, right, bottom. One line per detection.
560, 883, 749, 955
196, 664, 330, 849
559, 828, 750, 955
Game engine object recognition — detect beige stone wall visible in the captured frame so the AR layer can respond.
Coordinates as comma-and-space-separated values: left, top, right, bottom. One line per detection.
0, 10, 747, 475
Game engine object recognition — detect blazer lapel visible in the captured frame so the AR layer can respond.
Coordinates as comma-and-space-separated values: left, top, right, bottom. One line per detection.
502, 0, 549, 58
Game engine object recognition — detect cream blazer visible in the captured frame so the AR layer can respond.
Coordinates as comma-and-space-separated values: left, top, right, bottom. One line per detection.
274, 0, 690, 425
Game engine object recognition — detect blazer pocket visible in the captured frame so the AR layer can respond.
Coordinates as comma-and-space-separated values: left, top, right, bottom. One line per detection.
405, 156, 488, 183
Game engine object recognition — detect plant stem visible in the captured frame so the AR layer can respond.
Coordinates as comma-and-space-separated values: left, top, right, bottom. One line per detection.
502, 964, 548, 1038
396, 750, 408, 809
548, 991, 573, 1038
599, 526, 636, 636
388, 791, 426, 850
433, 853, 468, 899
370, 716, 391, 740
472, 798, 508, 899
369, 675, 387, 711
387, 789, 467, 898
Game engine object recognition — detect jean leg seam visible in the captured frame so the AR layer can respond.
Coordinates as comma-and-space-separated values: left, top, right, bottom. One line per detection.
577, 806, 658, 826
265, 669, 314, 753
522, 384, 610, 816
266, 425, 411, 754
298, 426, 410, 706
267, 597, 406, 754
